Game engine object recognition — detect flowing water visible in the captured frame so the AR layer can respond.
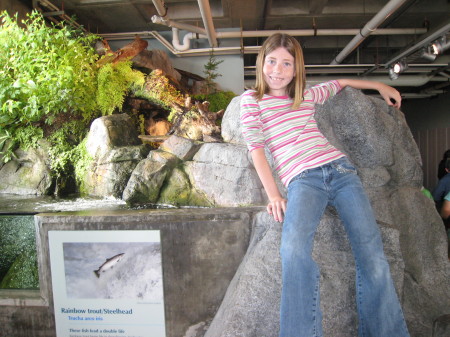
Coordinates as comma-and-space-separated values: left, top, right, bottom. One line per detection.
0, 194, 169, 290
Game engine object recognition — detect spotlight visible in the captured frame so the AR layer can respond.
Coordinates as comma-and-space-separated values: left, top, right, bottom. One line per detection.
393, 60, 408, 74
431, 37, 450, 55
388, 60, 408, 80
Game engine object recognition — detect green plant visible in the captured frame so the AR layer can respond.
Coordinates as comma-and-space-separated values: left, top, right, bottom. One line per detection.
193, 91, 236, 113
97, 61, 145, 114
203, 50, 224, 95
0, 10, 99, 163
73, 137, 93, 195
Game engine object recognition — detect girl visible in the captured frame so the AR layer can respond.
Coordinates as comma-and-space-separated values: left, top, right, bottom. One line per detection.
240, 33, 410, 337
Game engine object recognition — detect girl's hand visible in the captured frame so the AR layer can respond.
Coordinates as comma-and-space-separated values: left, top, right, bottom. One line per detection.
378, 83, 402, 109
267, 196, 287, 223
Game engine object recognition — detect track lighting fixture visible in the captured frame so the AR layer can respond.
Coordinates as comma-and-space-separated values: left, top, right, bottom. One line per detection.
431, 36, 450, 55
420, 48, 437, 62
393, 60, 408, 74
388, 60, 408, 80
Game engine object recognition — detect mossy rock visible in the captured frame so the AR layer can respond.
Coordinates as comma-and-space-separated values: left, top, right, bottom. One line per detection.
158, 167, 213, 207
0, 248, 39, 289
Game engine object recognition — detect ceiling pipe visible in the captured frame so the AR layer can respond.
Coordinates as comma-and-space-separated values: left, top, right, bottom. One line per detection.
215, 28, 425, 38
152, 0, 168, 18
154, 27, 426, 53
172, 28, 198, 51
330, 0, 409, 65
197, 0, 218, 48
151, 15, 207, 35
101, 28, 425, 41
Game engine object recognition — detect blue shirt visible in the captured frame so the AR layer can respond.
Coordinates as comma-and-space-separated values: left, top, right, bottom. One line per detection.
432, 173, 450, 202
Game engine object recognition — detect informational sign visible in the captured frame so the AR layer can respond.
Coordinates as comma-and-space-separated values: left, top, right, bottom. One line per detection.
48, 230, 166, 337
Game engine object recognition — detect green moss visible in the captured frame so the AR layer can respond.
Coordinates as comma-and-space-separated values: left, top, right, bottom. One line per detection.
158, 167, 213, 207
192, 91, 236, 114
73, 137, 94, 195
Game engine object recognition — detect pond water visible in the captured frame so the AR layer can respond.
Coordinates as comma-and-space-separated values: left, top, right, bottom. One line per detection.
0, 194, 180, 290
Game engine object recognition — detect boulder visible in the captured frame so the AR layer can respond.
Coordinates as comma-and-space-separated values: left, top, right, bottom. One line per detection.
83, 145, 149, 197
83, 114, 150, 197
205, 211, 405, 337
0, 140, 52, 195
160, 135, 202, 161
206, 87, 450, 337
186, 143, 265, 206
86, 113, 142, 158
221, 95, 244, 144
123, 150, 180, 204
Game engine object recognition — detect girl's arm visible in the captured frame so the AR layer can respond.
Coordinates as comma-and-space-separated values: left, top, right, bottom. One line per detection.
251, 148, 287, 222
337, 79, 402, 109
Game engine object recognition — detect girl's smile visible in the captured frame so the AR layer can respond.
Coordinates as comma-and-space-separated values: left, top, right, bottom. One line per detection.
263, 47, 295, 96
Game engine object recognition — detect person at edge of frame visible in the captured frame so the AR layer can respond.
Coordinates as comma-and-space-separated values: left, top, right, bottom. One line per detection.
239, 33, 410, 337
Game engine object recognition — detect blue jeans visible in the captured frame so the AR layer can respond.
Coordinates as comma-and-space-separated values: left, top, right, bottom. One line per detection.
279, 157, 409, 337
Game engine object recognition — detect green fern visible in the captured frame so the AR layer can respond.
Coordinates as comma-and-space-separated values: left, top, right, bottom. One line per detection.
97, 61, 145, 115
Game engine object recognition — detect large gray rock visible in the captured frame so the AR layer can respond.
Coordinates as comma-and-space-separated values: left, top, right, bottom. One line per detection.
159, 135, 202, 161
83, 114, 150, 197
0, 140, 52, 195
186, 143, 265, 206
123, 150, 180, 203
205, 211, 405, 337
83, 145, 150, 198
221, 95, 244, 144
206, 87, 450, 337
86, 113, 142, 158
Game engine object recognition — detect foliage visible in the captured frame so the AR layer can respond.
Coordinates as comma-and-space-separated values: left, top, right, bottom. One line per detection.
47, 120, 88, 179
0, 10, 99, 163
97, 61, 145, 114
134, 70, 186, 122
73, 137, 93, 195
193, 91, 236, 113
203, 51, 224, 95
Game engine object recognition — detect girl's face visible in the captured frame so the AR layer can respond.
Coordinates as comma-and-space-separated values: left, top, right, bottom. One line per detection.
263, 46, 295, 96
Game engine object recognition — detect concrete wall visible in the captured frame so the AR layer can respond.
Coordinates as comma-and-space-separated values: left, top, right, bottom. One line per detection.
0, 207, 258, 337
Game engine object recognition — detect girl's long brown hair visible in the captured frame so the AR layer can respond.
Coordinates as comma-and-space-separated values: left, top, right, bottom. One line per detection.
254, 33, 306, 109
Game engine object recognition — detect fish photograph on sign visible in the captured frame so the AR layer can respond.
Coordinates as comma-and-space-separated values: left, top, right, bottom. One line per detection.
62, 241, 163, 301
94, 252, 125, 278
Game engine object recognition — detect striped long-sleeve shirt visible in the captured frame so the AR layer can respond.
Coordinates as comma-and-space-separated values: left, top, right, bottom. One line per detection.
240, 80, 346, 187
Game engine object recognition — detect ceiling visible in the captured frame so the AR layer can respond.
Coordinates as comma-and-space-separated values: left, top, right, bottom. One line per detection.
27, 0, 450, 98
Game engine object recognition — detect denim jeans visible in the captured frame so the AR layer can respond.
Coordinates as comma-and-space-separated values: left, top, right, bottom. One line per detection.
279, 157, 409, 337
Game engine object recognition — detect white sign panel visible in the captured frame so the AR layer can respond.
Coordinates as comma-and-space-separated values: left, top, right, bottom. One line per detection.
49, 230, 166, 337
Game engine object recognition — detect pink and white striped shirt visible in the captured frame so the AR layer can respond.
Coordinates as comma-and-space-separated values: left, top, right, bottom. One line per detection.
240, 80, 346, 187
